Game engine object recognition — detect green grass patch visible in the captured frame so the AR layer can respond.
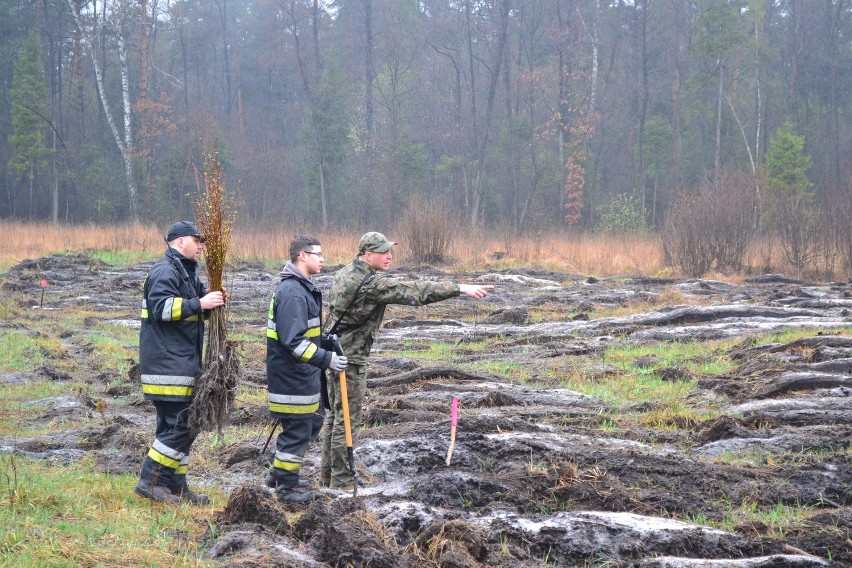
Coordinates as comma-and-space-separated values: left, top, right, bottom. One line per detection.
551, 348, 729, 427
0, 298, 15, 321
395, 340, 490, 364
73, 249, 159, 268
688, 498, 821, 541
0, 382, 81, 437
541, 338, 735, 422
0, 331, 71, 374
743, 326, 852, 348
561, 369, 696, 407
0, 454, 217, 566
0, 260, 16, 275
394, 340, 532, 380
470, 360, 531, 381
235, 382, 267, 408
709, 445, 852, 467
76, 329, 137, 373
601, 339, 737, 376
227, 328, 265, 345
0, 382, 70, 405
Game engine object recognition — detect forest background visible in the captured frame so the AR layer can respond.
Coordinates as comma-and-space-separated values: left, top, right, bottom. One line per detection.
2, 0, 852, 277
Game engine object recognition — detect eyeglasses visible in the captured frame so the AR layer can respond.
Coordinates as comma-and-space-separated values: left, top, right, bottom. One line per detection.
302, 251, 323, 257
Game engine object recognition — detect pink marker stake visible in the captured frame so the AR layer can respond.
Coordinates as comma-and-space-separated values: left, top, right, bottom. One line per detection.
446, 397, 460, 466
40, 278, 47, 308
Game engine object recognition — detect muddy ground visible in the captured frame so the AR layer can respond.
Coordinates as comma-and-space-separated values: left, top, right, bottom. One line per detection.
1, 254, 850, 567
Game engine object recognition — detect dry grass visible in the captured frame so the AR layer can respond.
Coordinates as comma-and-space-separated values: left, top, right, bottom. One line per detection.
449, 231, 666, 276
0, 220, 801, 278
0, 220, 361, 268
0, 220, 163, 264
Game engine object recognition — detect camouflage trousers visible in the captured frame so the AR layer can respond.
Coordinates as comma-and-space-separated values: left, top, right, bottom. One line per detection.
319, 363, 366, 488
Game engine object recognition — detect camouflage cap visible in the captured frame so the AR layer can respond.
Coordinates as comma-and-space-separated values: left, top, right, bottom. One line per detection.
358, 231, 396, 254
166, 221, 204, 242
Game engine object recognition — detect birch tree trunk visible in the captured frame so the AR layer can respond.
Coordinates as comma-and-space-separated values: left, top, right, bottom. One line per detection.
139, 0, 148, 101
590, 0, 599, 113
65, 0, 138, 218
52, 130, 58, 223
714, 61, 723, 186
117, 19, 136, 218
637, 0, 649, 213
364, 0, 374, 140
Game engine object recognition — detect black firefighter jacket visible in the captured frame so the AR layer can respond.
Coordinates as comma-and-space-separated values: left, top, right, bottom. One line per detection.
266, 262, 332, 419
140, 249, 206, 402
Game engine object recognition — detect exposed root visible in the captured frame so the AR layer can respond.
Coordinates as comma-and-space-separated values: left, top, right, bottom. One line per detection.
189, 339, 241, 435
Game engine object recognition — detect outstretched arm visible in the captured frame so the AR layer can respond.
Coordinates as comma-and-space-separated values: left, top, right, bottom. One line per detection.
458, 284, 493, 299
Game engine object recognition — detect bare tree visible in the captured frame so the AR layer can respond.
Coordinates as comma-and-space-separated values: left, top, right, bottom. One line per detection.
469, 0, 510, 225
66, 0, 139, 218
364, 0, 375, 140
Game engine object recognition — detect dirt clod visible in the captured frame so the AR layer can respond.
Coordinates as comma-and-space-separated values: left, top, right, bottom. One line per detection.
217, 484, 288, 533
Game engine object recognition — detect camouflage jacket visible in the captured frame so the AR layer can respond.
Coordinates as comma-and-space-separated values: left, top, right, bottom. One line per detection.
326, 258, 460, 364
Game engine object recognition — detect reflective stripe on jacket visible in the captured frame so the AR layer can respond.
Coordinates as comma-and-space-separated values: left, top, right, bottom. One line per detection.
139, 250, 206, 402
266, 262, 332, 418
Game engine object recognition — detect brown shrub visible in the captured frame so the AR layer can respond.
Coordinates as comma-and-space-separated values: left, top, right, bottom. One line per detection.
823, 181, 852, 279
663, 169, 758, 277
395, 196, 461, 263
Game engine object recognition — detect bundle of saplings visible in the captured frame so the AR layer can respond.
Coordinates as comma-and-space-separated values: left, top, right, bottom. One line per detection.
189, 146, 241, 438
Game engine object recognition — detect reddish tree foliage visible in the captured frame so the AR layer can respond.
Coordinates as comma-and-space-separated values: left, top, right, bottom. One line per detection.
563, 115, 594, 226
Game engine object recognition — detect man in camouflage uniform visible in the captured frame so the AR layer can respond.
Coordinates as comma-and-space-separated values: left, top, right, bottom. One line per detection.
319, 232, 492, 490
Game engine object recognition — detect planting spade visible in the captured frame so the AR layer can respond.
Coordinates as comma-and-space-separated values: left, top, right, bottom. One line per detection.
331, 335, 358, 497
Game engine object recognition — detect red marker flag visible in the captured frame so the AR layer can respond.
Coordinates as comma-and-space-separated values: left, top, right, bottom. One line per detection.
445, 397, 460, 466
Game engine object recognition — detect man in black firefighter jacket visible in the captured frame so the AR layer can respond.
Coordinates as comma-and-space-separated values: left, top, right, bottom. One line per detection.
265, 235, 347, 503
134, 221, 226, 505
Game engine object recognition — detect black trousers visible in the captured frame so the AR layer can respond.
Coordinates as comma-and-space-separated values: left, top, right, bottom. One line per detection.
269, 412, 324, 489
139, 400, 197, 490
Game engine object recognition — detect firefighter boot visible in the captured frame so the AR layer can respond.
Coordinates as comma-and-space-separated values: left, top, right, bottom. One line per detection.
265, 472, 310, 490
135, 478, 181, 504
175, 483, 209, 505
276, 485, 322, 504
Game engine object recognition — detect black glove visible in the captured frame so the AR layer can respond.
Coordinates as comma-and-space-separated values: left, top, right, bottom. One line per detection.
320, 332, 334, 351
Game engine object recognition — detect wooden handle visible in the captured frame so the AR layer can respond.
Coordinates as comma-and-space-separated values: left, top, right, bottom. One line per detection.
339, 370, 353, 448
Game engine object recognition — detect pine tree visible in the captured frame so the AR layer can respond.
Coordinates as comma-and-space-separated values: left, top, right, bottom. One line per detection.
764, 121, 815, 274
8, 30, 50, 219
